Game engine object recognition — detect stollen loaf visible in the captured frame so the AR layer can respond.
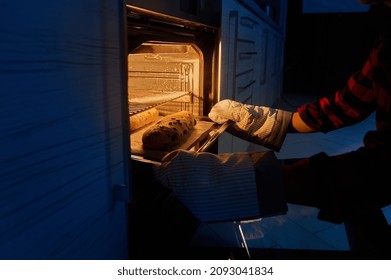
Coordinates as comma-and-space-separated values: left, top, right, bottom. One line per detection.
130, 107, 159, 132
142, 111, 196, 150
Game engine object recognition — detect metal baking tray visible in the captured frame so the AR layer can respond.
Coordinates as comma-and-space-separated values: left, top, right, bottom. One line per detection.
130, 118, 231, 163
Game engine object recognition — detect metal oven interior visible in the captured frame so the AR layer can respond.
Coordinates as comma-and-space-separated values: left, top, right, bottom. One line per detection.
126, 2, 226, 163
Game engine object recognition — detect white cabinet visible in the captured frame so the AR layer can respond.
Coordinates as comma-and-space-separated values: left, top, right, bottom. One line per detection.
219, 0, 287, 153
0, 0, 130, 259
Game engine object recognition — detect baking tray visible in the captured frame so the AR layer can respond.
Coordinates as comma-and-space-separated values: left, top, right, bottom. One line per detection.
130, 119, 214, 161
130, 118, 228, 162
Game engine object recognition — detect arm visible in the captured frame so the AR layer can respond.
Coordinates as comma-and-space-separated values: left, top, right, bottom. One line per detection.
293, 41, 381, 133
209, 36, 380, 149
290, 111, 317, 133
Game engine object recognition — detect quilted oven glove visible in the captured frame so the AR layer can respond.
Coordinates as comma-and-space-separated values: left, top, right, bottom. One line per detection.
153, 149, 287, 222
208, 99, 293, 151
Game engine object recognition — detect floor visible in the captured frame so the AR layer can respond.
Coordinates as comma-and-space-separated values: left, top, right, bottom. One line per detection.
190, 93, 391, 255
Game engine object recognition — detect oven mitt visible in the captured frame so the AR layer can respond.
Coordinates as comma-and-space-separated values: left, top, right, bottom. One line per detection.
208, 99, 293, 151
153, 149, 287, 222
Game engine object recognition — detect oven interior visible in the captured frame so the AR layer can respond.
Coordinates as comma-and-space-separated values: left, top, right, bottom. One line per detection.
128, 42, 202, 116
126, 4, 223, 162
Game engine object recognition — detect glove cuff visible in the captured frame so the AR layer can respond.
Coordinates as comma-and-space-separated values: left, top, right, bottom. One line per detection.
263, 109, 293, 151
227, 109, 293, 151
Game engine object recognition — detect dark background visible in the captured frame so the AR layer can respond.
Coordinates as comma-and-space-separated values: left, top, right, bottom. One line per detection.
283, 0, 375, 97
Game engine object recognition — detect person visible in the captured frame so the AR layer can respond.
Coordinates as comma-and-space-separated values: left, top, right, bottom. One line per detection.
153, 0, 391, 226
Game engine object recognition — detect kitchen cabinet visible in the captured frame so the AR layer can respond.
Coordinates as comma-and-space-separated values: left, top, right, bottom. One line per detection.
0, 0, 129, 259
219, 0, 287, 153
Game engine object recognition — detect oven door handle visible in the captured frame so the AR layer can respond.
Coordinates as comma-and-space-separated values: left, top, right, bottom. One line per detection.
197, 120, 233, 153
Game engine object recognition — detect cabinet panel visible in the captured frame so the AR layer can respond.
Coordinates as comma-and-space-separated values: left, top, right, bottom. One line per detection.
259, 28, 269, 86
237, 14, 259, 38
236, 39, 257, 74
219, 0, 287, 153
0, 0, 129, 259
235, 70, 256, 102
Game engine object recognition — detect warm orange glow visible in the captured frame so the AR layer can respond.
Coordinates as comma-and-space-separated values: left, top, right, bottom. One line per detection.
217, 39, 222, 102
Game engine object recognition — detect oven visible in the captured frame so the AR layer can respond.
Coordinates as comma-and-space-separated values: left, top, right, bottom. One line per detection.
126, 0, 232, 259
126, 0, 223, 163
126, 0, 291, 260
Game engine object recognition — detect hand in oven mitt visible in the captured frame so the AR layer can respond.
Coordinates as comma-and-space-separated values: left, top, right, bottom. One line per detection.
153, 149, 287, 222
208, 99, 293, 151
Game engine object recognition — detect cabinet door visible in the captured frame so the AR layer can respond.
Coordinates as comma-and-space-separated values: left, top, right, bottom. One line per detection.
220, 0, 264, 152
219, 0, 287, 153
0, 0, 130, 259
221, 8, 261, 104
263, 32, 285, 106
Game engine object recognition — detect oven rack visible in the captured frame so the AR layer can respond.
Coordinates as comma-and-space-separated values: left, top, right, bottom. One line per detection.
128, 91, 191, 115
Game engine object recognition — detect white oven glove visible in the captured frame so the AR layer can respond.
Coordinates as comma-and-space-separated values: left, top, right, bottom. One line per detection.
153, 149, 287, 222
208, 99, 293, 151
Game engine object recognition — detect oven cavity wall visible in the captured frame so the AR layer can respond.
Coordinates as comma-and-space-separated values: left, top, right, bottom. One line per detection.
128, 42, 203, 116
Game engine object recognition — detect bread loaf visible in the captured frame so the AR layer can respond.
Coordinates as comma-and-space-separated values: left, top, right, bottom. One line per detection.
130, 107, 159, 132
142, 111, 196, 149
